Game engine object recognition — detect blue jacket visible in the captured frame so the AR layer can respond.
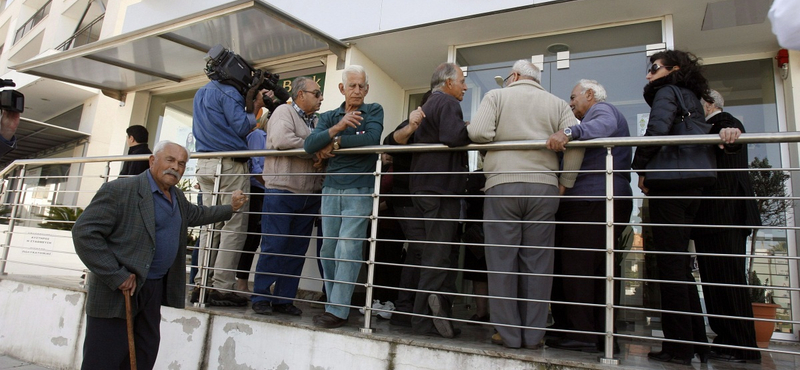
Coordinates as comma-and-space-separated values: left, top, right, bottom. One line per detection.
247, 128, 267, 190
192, 80, 256, 152
564, 102, 632, 200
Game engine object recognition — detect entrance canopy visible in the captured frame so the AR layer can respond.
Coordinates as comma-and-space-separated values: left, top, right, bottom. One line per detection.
11, 0, 346, 99
0, 117, 90, 168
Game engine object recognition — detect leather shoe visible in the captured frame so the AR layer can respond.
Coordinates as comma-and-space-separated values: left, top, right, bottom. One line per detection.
648, 351, 692, 365
252, 301, 273, 315
428, 294, 455, 338
546, 338, 599, 353
207, 290, 248, 307
389, 312, 412, 327
490, 332, 519, 348
272, 303, 302, 316
313, 312, 347, 328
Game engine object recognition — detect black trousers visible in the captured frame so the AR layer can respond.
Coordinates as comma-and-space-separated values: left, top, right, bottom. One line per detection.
694, 230, 760, 360
552, 200, 632, 343
411, 192, 460, 334
648, 192, 708, 358
236, 186, 265, 280
81, 278, 163, 370
391, 204, 425, 319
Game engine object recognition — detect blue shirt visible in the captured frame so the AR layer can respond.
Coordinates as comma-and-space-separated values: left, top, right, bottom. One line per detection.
145, 171, 182, 279
247, 128, 267, 190
192, 80, 257, 152
304, 102, 384, 189
564, 102, 632, 200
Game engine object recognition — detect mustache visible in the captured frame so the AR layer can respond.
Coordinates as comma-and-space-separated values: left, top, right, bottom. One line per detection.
163, 169, 181, 178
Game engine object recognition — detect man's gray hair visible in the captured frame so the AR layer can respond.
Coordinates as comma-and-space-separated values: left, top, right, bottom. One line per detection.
577, 79, 608, 102
153, 140, 190, 159
431, 63, 462, 92
342, 65, 368, 85
511, 60, 541, 83
707, 89, 724, 110
291, 76, 314, 101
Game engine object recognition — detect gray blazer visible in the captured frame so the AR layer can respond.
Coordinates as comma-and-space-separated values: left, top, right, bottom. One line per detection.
73, 171, 233, 318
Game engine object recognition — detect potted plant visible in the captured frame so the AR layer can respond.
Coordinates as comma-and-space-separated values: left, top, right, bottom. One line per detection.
748, 270, 780, 348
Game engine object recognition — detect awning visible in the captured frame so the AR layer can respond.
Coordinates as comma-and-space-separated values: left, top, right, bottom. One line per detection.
10, 0, 347, 99
0, 117, 90, 168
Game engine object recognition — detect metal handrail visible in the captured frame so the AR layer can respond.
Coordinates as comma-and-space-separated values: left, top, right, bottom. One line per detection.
2, 132, 799, 363
55, 14, 105, 52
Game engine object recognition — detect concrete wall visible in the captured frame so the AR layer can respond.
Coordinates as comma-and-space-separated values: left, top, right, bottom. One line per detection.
0, 277, 568, 370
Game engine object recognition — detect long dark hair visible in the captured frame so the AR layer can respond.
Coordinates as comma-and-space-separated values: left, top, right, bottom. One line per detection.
649, 50, 712, 103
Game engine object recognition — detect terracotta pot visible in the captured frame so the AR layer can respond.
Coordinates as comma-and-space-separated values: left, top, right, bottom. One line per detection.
751, 302, 780, 348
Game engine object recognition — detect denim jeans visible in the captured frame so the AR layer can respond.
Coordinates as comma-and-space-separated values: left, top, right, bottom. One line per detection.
252, 189, 320, 305
320, 186, 373, 319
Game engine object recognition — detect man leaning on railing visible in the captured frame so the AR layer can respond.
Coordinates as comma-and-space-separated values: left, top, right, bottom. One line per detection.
304, 65, 384, 329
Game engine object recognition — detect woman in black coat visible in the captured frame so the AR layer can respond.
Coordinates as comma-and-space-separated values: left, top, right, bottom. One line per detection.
631, 50, 712, 365
692, 90, 762, 363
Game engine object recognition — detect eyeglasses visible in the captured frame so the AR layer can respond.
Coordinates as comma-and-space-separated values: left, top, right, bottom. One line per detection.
647, 63, 672, 75
502, 73, 515, 87
301, 90, 322, 98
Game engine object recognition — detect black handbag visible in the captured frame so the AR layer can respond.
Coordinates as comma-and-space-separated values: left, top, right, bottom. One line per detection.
643, 85, 717, 191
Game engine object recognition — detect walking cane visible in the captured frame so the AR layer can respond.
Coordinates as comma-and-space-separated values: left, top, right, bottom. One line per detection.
124, 291, 137, 370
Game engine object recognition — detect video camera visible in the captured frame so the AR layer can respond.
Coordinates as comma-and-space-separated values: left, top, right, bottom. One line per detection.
0, 79, 24, 113
204, 44, 290, 107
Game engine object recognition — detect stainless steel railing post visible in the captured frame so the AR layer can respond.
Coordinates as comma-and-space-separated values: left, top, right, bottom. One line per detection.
196, 159, 223, 307
599, 146, 619, 364
0, 165, 26, 276
361, 155, 382, 333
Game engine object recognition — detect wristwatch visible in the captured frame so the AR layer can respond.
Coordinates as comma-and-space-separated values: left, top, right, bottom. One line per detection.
563, 127, 573, 141
332, 136, 341, 150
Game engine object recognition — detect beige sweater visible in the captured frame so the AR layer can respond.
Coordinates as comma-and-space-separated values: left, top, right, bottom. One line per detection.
262, 104, 323, 193
467, 79, 584, 190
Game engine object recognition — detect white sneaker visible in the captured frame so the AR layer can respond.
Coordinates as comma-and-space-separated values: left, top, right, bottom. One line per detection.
359, 299, 384, 315
378, 301, 395, 320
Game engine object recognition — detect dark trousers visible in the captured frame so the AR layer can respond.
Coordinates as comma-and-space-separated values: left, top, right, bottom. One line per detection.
694, 231, 760, 360
252, 190, 320, 304
648, 192, 708, 358
553, 200, 633, 343
81, 279, 163, 370
236, 186, 265, 280
371, 224, 406, 303
392, 204, 425, 319
411, 192, 460, 334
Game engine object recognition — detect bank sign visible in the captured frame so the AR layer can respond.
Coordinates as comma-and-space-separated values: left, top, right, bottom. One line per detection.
278, 72, 326, 99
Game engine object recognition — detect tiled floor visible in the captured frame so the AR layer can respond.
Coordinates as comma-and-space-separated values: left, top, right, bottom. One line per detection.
0, 355, 52, 370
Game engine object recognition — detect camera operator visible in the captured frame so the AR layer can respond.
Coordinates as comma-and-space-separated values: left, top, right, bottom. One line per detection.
190, 71, 267, 306
0, 109, 21, 159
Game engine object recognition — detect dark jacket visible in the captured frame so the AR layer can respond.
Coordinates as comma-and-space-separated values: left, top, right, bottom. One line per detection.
632, 79, 706, 172
409, 92, 471, 195
73, 172, 232, 318
383, 120, 414, 206
692, 112, 761, 237
119, 143, 152, 176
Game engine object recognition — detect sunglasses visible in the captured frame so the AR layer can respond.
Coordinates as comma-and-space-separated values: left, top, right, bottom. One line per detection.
647, 63, 672, 75
301, 89, 323, 98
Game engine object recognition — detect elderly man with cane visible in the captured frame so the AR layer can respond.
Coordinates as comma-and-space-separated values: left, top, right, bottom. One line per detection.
73, 141, 246, 370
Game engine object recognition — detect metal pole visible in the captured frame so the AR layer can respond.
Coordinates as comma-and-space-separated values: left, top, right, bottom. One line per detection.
0, 166, 26, 275
599, 146, 619, 364
196, 159, 223, 307
361, 155, 382, 334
